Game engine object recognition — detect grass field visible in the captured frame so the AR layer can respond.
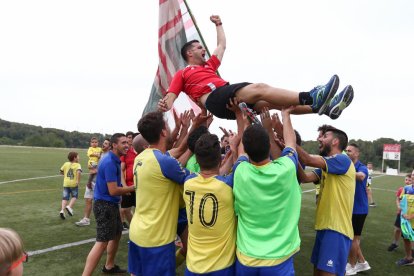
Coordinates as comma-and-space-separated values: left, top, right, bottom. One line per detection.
0, 145, 413, 275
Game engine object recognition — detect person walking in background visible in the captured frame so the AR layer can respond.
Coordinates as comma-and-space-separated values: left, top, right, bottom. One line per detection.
59, 151, 82, 219
345, 144, 371, 275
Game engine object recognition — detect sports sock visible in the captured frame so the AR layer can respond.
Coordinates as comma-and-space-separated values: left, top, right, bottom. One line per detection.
298, 92, 313, 106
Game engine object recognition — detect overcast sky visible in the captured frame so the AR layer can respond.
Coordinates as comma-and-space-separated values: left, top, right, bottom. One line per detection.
1, 0, 413, 142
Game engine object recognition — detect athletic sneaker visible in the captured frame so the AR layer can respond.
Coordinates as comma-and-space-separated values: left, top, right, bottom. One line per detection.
369, 202, 377, 207
75, 218, 90, 226
238, 102, 261, 125
396, 258, 414, 266
102, 264, 127, 274
324, 85, 354, 119
65, 206, 74, 216
60, 210, 65, 220
345, 265, 357, 276
355, 261, 371, 272
388, 243, 399, 251
309, 75, 339, 114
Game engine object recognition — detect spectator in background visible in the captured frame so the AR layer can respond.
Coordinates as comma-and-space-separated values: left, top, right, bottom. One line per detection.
366, 162, 376, 207
76, 138, 110, 226
120, 131, 138, 229
86, 137, 103, 188
345, 143, 371, 275
82, 133, 135, 275
388, 174, 412, 251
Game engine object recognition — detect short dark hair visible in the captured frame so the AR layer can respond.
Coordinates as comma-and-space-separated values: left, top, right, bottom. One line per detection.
67, 152, 78, 162
406, 174, 412, 178
126, 131, 134, 137
348, 143, 359, 151
325, 127, 348, 151
195, 134, 221, 170
110, 133, 126, 148
242, 124, 270, 163
187, 126, 209, 153
317, 124, 335, 134
181, 39, 199, 62
138, 112, 165, 144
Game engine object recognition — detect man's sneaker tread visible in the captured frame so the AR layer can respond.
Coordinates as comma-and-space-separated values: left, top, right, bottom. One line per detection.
309, 75, 339, 115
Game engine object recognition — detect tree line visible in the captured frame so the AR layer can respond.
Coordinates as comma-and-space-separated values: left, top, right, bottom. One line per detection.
1, 118, 413, 172
0, 119, 109, 149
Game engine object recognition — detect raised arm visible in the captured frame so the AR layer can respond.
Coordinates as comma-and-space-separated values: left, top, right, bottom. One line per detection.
210, 15, 226, 62
281, 106, 296, 150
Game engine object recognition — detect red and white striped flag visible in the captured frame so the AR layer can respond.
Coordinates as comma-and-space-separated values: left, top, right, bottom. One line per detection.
143, 0, 207, 116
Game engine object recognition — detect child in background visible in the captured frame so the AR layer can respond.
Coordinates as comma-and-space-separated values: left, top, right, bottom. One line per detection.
396, 170, 414, 266
86, 137, 102, 188
388, 174, 412, 251
59, 152, 82, 219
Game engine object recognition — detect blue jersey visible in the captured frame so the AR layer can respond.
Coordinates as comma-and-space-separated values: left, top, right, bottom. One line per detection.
353, 161, 369, 214
94, 151, 122, 204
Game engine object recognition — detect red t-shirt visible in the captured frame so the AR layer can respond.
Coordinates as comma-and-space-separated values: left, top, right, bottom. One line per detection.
168, 55, 228, 102
120, 148, 137, 186
396, 186, 404, 214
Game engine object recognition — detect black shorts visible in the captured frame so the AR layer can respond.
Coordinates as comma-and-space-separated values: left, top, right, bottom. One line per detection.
121, 192, 136, 208
352, 214, 367, 236
394, 213, 401, 229
94, 200, 123, 242
205, 82, 253, 119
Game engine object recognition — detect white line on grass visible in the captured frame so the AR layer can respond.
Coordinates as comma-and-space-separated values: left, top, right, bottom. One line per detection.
0, 175, 61, 185
27, 230, 129, 256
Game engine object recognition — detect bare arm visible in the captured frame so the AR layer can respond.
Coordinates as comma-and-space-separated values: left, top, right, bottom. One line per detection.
76, 170, 81, 185
107, 182, 134, 196
297, 164, 319, 183
281, 106, 296, 150
121, 162, 127, 187
296, 146, 326, 170
177, 148, 192, 168
158, 93, 178, 112
260, 107, 281, 159
210, 15, 226, 62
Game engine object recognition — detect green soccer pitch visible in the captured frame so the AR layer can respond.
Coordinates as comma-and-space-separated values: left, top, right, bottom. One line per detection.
0, 146, 413, 275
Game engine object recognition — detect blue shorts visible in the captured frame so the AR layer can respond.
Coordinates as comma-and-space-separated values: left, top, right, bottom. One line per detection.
235, 256, 294, 276
311, 230, 352, 276
128, 241, 175, 276
185, 263, 235, 276
62, 187, 78, 200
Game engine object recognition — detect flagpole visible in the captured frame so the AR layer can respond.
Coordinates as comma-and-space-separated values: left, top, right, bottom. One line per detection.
182, 0, 213, 58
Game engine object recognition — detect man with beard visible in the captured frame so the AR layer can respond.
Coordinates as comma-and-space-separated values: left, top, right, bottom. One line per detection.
297, 127, 355, 276
128, 112, 193, 276
82, 134, 135, 275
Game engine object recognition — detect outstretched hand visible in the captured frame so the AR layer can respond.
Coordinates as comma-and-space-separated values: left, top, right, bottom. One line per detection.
158, 96, 168, 112
260, 107, 272, 130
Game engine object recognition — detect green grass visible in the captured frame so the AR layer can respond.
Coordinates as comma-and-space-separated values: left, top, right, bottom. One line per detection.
0, 145, 413, 275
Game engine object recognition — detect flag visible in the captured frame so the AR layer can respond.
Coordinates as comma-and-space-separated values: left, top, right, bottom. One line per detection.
142, 0, 208, 116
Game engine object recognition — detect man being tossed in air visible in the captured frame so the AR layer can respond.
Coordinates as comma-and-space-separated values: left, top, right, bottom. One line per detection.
158, 15, 354, 121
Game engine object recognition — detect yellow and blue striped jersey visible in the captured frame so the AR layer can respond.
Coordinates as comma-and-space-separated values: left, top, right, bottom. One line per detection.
129, 148, 189, 247
313, 153, 356, 239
